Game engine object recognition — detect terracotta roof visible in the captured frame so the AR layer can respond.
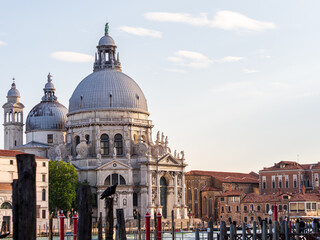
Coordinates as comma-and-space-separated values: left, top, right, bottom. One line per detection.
186, 170, 259, 184
201, 186, 220, 191
219, 190, 243, 197
0, 183, 12, 191
0, 149, 46, 159
260, 161, 320, 172
242, 192, 320, 203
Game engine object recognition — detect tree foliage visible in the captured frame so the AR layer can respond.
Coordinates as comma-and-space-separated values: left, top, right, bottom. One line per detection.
49, 160, 78, 212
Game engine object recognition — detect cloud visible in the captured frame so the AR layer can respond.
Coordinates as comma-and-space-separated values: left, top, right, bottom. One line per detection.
243, 68, 258, 73
118, 26, 162, 38
168, 50, 213, 69
255, 49, 271, 59
0, 40, 7, 46
218, 56, 244, 63
145, 11, 276, 32
51, 51, 94, 62
211, 81, 316, 99
166, 68, 186, 73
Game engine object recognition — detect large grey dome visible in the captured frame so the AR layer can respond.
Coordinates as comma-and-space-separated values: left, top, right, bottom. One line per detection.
99, 35, 116, 46
26, 102, 68, 132
68, 69, 148, 114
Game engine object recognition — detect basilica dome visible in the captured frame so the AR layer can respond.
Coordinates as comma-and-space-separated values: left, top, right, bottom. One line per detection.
26, 74, 68, 132
68, 70, 148, 114
68, 26, 148, 115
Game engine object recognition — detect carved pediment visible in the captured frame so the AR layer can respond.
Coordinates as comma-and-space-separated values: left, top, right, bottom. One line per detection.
158, 153, 180, 165
97, 160, 132, 170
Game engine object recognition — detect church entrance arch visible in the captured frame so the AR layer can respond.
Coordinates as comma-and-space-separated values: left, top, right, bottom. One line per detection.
160, 177, 167, 218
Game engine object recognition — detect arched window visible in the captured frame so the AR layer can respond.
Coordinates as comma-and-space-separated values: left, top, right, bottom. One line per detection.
104, 175, 111, 185
266, 204, 270, 213
42, 189, 46, 201
194, 188, 198, 217
85, 135, 90, 144
104, 174, 126, 186
114, 134, 123, 155
187, 188, 192, 210
0, 202, 12, 209
120, 175, 126, 185
203, 197, 207, 215
75, 136, 80, 146
133, 193, 138, 207
244, 206, 248, 212
209, 198, 213, 217
101, 134, 109, 156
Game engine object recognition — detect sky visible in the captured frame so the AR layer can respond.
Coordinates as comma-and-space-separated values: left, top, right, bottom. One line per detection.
1, 0, 320, 173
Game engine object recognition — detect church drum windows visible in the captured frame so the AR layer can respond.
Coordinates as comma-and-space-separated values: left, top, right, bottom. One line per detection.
101, 134, 109, 156
114, 134, 123, 155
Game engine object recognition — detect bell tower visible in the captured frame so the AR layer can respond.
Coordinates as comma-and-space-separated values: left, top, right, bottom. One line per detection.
2, 79, 24, 149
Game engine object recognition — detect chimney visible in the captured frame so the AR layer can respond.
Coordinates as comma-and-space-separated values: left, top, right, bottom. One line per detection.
301, 185, 305, 195
228, 184, 232, 191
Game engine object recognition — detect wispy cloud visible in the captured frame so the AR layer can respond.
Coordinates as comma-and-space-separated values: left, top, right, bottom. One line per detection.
0, 40, 7, 46
166, 68, 186, 73
218, 56, 244, 63
118, 26, 162, 38
211, 81, 316, 99
243, 68, 258, 73
145, 11, 276, 32
168, 50, 213, 69
51, 51, 94, 62
255, 49, 271, 59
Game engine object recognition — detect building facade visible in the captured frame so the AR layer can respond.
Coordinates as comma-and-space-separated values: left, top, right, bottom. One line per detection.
185, 170, 259, 222
2, 23, 188, 222
0, 150, 49, 232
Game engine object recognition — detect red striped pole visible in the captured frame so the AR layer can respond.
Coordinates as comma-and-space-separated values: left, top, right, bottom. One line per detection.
157, 211, 162, 240
72, 212, 78, 240
59, 212, 65, 240
145, 211, 151, 240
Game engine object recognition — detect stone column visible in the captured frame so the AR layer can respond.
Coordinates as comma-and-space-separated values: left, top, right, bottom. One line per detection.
182, 173, 186, 206
148, 170, 152, 206
174, 173, 178, 206
157, 171, 160, 206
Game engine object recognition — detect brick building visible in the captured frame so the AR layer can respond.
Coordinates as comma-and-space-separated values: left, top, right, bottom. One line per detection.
185, 170, 259, 221
259, 161, 320, 195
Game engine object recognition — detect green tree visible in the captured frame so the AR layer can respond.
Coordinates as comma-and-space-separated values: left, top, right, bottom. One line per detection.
49, 160, 78, 213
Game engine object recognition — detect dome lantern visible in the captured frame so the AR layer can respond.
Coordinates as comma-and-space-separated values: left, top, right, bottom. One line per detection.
94, 23, 121, 72
42, 73, 57, 102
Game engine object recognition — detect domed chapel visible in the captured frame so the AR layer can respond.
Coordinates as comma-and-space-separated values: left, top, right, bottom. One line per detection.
3, 23, 188, 221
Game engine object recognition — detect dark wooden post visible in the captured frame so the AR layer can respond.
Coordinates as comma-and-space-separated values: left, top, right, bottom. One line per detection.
138, 211, 141, 240
273, 221, 279, 240
284, 220, 289, 240
13, 154, 37, 240
77, 185, 92, 240
216, 220, 222, 240
242, 222, 246, 240
171, 210, 175, 240
49, 212, 53, 240
153, 212, 157, 240
253, 221, 257, 240
230, 224, 235, 240
98, 212, 103, 240
116, 209, 127, 240
105, 198, 114, 240
262, 221, 267, 240
195, 228, 200, 240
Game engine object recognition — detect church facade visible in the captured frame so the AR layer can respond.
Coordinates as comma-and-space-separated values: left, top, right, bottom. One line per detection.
3, 24, 188, 221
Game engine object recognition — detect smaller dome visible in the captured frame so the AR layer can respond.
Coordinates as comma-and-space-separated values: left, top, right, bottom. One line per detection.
7, 83, 20, 97
26, 102, 68, 132
45, 81, 55, 90
98, 35, 116, 46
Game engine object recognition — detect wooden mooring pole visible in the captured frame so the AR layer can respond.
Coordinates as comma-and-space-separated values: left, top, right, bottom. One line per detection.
49, 213, 53, 240
105, 198, 113, 240
13, 154, 37, 240
138, 211, 141, 240
77, 185, 92, 240
116, 209, 127, 240
98, 212, 102, 240
171, 210, 175, 240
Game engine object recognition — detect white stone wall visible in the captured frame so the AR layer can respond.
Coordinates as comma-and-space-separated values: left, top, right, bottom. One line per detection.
26, 130, 65, 145
0, 155, 49, 232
